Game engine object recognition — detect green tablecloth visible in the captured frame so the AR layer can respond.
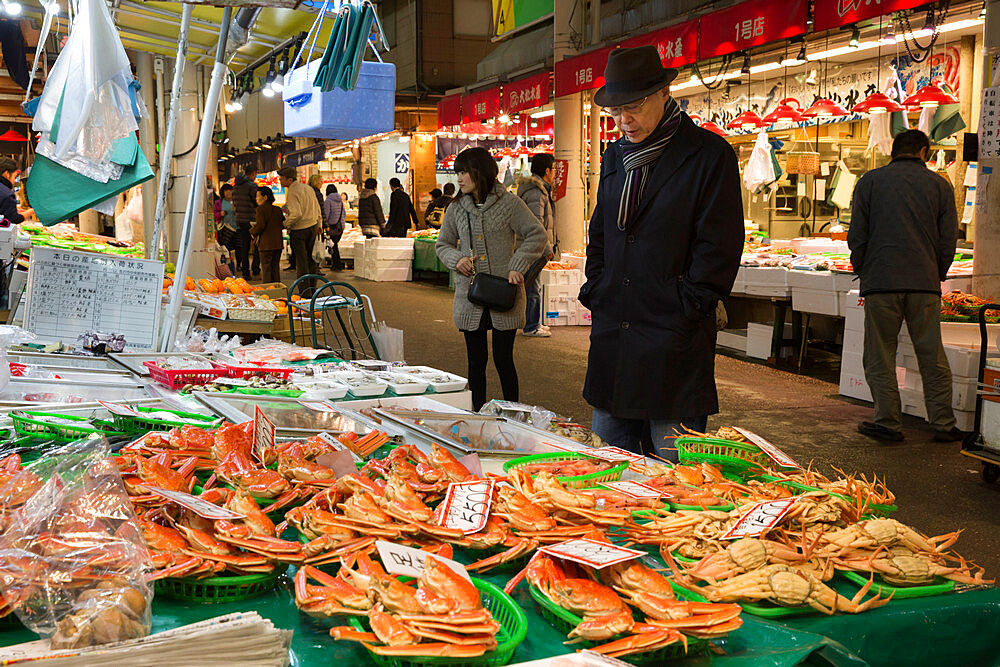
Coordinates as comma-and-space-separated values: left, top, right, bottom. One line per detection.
413, 237, 448, 273
2, 567, 998, 666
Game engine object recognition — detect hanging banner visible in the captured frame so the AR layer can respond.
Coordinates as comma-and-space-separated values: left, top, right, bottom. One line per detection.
699, 0, 808, 59
813, 0, 929, 33
283, 144, 327, 168
493, 0, 553, 39
462, 87, 502, 123
551, 159, 569, 201
622, 18, 699, 70
437, 95, 463, 128
504, 72, 550, 114
554, 46, 614, 98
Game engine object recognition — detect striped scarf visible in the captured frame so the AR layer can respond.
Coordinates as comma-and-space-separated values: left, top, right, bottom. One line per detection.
616, 98, 682, 231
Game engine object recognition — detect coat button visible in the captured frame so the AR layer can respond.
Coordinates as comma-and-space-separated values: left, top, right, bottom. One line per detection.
626, 234, 635, 243
480, 255, 486, 260
623, 278, 630, 286
621, 321, 630, 329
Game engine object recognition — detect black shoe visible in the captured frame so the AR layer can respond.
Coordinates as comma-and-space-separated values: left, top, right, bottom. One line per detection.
933, 427, 969, 442
858, 421, 904, 442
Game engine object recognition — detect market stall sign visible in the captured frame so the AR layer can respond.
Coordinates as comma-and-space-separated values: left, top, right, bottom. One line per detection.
504, 71, 550, 114
599, 480, 668, 499
698, 0, 808, 59
283, 144, 328, 169
622, 17, 699, 70
375, 540, 472, 582
147, 487, 245, 521
813, 0, 929, 32
551, 158, 569, 201
317, 431, 362, 463
554, 46, 614, 98
438, 479, 494, 534
588, 446, 645, 464
437, 94, 463, 128
98, 401, 138, 417
721, 496, 801, 539
733, 427, 801, 469
252, 405, 275, 466
462, 87, 502, 123
540, 538, 644, 569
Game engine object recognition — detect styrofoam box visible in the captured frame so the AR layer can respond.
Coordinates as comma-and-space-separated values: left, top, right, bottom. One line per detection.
941, 277, 972, 293
366, 238, 415, 261
901, 388, 928, 419
839, 369, 873, 402
283, 61, 395, 139
940, 321, 1000, 346
717, 328, 748, 353
955, 409, 975, 432
560, 255, 586, 271
731, 267, 747, 294
745, 284, 792, 297
841, 350, 866, 376
944, 344, 980, 378
579, 307, 592, 326
901, 373, 980, 412
743, 266, 789, 287
834, 273, 860, 293
544, 311, 571, 326
844, 304, 864, 333
370, 267, 412, 282
747, 322, 775, 359
787, 270, 835, 290
365, 258, 412, 271
541, 268, 584, 286
543, 284, 580, 301
842, 330, 864, 355
792, 288, 841, 316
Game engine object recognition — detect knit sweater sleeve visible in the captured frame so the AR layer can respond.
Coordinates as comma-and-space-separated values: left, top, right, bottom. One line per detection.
435, 204, 465, 271
507, 196, 547, 275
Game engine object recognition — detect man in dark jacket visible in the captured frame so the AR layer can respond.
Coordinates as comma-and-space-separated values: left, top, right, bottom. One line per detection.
0, 157, 24, 225
385, 177, 419, 238
518, 153, 557, 337
358, 178, 385, 238
848, 130, 960, 443
231, 166, 258, 279
580, 46, 743, 460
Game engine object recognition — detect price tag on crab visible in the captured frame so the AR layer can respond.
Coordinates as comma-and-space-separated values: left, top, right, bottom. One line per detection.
375, 540, 472, 582
540, 538, 645, 569
721, 495, 802, 540
317, 431, 362, 462
299, 400, 336, 412
598, 480, 669, 499
733, 427, 801, 469
97, 401, 139, 417
214, 377, 252, 387
587, 446, 645, 464
438, 479, 494, 534
147, 487, 244, 520
252, 405, 275, 466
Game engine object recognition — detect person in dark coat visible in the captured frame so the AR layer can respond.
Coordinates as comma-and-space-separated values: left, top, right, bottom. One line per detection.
0, 157, 25, 225
580, 46, 743, 461
231, 166, 258, 280
357, 178, 385, 237
384, 177, 419, 237
251, 186, 285, 284
323, 183, 346, 271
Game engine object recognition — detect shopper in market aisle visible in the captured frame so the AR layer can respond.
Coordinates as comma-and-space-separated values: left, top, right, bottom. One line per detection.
323, 184, 346, 271
424, 188, 444, 228
358, 178, 385, 237
252, 185, 285, 285
0, 158, 24, 225
848, 130, 961, 443
579, 46, 743, 460
217, 184, 239, 275
385, 177, 420, 237
230, 166, 257, 280
436, 147, 548, 410
517, 153, 558, 338
308, 174, 325, 212
277, 166, 323, 295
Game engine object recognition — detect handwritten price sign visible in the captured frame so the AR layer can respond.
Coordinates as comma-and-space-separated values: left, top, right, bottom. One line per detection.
733, 427, 801, 469
540, 538, 644, 569
252, 406, 275, 466
97, 401, 139, 417
299, 400, 336, 412
599, 480, 669, 499
438, 480, 493, 534
588, 447, 645, 464
147, 487, 244, 520
375, 540, 472, 582
318, 432, 361, 462
721, 496, 801, 540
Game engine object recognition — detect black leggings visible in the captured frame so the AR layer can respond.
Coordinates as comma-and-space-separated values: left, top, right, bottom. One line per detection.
463, 321, 518, 411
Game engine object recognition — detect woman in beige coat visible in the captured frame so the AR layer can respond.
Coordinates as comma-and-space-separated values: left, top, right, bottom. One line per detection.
436, 147, 547, 410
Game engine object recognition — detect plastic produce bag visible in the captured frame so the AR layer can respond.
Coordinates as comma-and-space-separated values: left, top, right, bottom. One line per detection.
371, 321, 404, 361
743, 130, 777, 193
0, 437, 152, 649
0, 325, 37, 394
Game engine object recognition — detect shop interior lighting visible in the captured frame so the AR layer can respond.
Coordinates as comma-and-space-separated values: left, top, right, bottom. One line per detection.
398, 134, 410, 143
497, 113, 510, 124
762, 102, 803, 124
530, 109, 555, 119
329, 151, 352, 158
902, 82, 958, 108
781, 39, 806, 66
801, 98, 849, 118
849, 25, 861, 48
699, 121, 729, 137
882, 18, 896, 44
922, 9, 936, 32
1, 0, 21, 16
261, 137, 273, 149
726, 110, 763, 130
850, 91, 904, 114
981, 3, 987, 20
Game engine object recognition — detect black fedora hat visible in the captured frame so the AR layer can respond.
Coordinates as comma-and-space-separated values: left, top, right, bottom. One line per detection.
593, 46, 678, 107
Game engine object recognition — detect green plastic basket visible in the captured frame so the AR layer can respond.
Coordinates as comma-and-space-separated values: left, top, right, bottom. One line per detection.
675, 437, 771, 474
840, 570, 955, 599
0, 612, 21, 628
503, 452, 628, 489
11, 411, 127, 442
155, 564, 287, 604
111, 406, 223, 434
230, 386, 305, 398
347, 577, 527, 667
754, 474, 897, 516
528, 583, 707, 663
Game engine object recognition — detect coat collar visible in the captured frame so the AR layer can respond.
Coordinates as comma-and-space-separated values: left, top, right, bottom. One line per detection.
457, 182, 505, 214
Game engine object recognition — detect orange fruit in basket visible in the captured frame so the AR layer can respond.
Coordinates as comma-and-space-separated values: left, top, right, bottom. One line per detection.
290, 295, 302, 302
163, 278, 173, 289
236, 278, 252, 292
223, 278, 241, 294
185, 277, 196, 290
211, 279, 226, 293
198, 278, 216, 293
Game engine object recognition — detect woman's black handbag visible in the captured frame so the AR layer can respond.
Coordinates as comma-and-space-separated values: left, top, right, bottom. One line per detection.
466, 212, 516, 312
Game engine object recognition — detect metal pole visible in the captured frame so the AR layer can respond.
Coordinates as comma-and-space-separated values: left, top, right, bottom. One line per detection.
587, 0, 601, 219
148, 3, 192, 260
161, 6, 232, 351
975, 1, 1000, 298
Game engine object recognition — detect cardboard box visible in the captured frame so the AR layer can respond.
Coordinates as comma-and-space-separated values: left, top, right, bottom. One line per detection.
744, 284, 792, 297
746, 322, 774, 359
839, 369, 873, 402
370, 266, 412, 282
717, 328, 748, 353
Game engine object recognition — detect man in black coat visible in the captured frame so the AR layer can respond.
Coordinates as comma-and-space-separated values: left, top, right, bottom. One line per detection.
231, 166, 258, 279
384, 177, 419, 238
579, 46, 743, 461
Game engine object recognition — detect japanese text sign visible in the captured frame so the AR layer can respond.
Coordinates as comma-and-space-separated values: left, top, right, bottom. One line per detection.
462, 87, 502, 123
588, 446, 645, 464
504, 71, 551, 114
147, 487, 244, 521
554, 46, 613, 98
721, 496, 801, 539
733, 427, 801, 469
540, 538, 645, 569
551, 159, 569, 201
252, 406, 275, 466
438, 479, 494, 534
375, 540, 472, 582
813, 0, 929, 32
317, 431, 362, 463
437, 94, 463, 128
622, 18, 699, 70
599, 480, 668, 499
98, 401, 138, 417
699, 0, 807, 59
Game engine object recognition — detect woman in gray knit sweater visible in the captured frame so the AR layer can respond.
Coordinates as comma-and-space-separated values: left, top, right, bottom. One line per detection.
436, 148, 547, 410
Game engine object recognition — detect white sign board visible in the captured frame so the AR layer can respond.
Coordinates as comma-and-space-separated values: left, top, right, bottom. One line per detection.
539, 538, 644, 569
146, 487, 244, 520
599, 480, 668, 499
252, 406, 275, 465
375, 540, 472, 582
438, 479, 493, 534
733, 427, 801, 469
24, 247, 164, 350
317, 431, 362, 463
721, 496, 801, 540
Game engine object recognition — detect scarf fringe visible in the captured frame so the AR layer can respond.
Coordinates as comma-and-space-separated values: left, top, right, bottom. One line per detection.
616, 99, 683, 231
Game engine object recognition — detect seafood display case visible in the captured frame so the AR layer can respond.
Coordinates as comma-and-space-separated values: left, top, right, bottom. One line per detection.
8, 352, 128, 371
0, 378, 153, 407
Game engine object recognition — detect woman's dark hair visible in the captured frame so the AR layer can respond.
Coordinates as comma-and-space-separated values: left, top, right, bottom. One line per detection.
326, 184, 338, 196
220, 183, 233, 196
453, 147, 498, 204
364, 177, 378, 190
257, 186, 275, 204
530, 153, 555, 178
443, 182, 456, 196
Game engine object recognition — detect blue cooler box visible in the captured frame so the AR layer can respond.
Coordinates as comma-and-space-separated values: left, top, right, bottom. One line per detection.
283, 60, 395, 139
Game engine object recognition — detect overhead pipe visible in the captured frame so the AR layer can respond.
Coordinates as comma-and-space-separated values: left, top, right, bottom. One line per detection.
224, 7, 263, 64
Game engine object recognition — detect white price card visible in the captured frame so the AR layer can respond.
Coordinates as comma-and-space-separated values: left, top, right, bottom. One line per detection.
252, 406, 275, 466
721, 496, 801, 540
214, 377, 251, 387
733, 427, 801, 469
129, 431, 172, 448
146, 487, 244, 520
375, 540, 472, 582
598, 480, 668, 499
299, 400, 336, 412
97, 401, 139, 417
438, 479, 494, 534
588, 446, 645, 464
540, 538, 645, 569
317, 431, 362, 462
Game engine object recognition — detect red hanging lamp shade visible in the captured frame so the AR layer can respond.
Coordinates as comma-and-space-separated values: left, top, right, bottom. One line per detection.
850, 92, 905, 115
726, 111, 764, 130
0, 129, 27, 142
902, 83, 958, 109
762, 103, 804, 125
699, 121, 729, 136
801, 98, 849, 118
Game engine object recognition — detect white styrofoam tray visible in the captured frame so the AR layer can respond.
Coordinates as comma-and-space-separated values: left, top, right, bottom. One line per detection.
328, 371, 388, 397
395, 366, 468, 393
375, 371, 430, 395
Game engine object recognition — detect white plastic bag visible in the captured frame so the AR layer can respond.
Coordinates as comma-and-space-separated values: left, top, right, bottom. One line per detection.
742, 130, 776, 193
371, 321, 404, 361
311, 235, 327, 265
0, 325, 37, 394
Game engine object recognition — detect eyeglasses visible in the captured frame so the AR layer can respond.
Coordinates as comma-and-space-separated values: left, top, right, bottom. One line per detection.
604, 96, 649, 117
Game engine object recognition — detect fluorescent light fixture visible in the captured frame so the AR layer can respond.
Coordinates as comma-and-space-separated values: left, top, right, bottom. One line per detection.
849, 25, 861, 48
2, 0, 21, 16
270, 73, 284, 94
225, 102, 235, 113
329, 151, 352, 158
398, 134, 409, 143
530, 109, 555, 118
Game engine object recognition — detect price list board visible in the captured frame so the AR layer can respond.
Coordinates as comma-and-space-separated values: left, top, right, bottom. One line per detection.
24, 247, 164, 350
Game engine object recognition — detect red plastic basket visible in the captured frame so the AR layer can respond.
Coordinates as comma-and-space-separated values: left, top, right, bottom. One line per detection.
143, 360, 228, 390
216, 361, 295, 380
